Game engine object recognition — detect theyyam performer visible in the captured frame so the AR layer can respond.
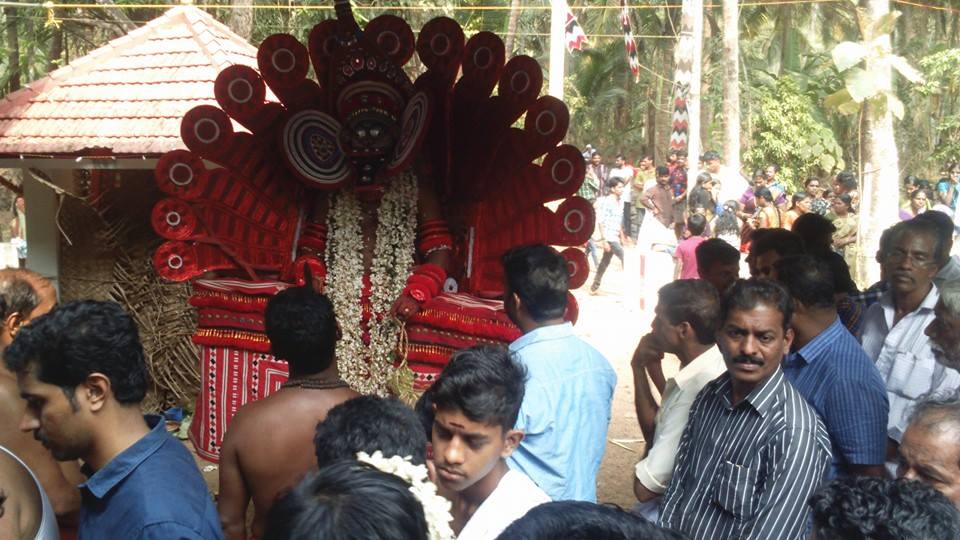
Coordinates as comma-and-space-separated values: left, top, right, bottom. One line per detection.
150, 0, 594, 460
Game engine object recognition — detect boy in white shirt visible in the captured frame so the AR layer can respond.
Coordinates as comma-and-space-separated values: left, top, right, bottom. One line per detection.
428, 346, 550, 540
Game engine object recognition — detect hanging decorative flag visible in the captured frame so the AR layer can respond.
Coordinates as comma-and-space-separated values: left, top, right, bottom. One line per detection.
620, 0, 640, 81
564, 3, 588, 52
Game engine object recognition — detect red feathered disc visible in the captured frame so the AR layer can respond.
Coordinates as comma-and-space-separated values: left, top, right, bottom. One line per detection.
215, 65, 266, 120
281, 109, 353, 190
258, 33, 310, 90
155, 150, 206, 200
564, 292, 579, 325
154, 242, 199, 282
560, 247, 589, 290
308, 20, 340, 86
364, 15, 415, 67
151, 198, 200, 241
181, 105, 234, 157
416, 17, 465, 74
541, 145, 586, 200
556, 197, 596, 246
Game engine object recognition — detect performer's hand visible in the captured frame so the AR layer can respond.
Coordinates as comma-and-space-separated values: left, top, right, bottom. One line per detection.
390, 294, 421, 320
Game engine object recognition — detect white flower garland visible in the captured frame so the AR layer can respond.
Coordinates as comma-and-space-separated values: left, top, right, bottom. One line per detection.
357, 451, 455, 540
325, 172, 418, 394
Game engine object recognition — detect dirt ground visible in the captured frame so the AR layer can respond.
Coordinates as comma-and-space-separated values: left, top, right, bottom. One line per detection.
186, 243, 670, 509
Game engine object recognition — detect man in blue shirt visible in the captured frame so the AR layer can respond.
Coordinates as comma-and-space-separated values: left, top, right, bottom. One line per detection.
502, 244, 616, 501
775, 255, 889, 477
5, 300, 223, 539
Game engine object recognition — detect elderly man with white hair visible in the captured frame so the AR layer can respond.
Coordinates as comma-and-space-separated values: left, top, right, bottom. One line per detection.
898, 391, 960, 508
926, 280, 960, 371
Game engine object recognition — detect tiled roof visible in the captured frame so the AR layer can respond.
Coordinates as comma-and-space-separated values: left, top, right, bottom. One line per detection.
0, 6, 261, 157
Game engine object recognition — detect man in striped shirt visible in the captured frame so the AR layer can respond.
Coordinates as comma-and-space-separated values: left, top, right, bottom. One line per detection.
659, 279, 832, 540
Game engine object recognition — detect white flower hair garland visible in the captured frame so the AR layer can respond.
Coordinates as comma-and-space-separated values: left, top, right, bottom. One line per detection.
325, 172, 417, 394
356, 451, 455, 540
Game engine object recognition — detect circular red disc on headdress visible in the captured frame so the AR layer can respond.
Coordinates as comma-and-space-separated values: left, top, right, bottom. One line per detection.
499, 56, 543, 104
416, 17, 465, 73
153, 241, 199, 282
561, 247, 589, 290
308, 20, 340, 84
258, 33, 310, 89
387, 91, 431, 175
364, 15, 415, 67
556, 197, 595, 246
155, 150, 206, 199
181, 105, 234, 156
463, 32, 505, 81
524, 96, 569, 145
215, 65, 266, 119
281, 109, 352, 190
151, 198, 200, 241
542, 145, 586, 199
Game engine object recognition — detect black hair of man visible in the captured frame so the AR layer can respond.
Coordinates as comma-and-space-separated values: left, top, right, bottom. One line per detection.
702, 150, 721, 162
264, 286, 338, 377
809, 477, 960, 540
502, 244, 568, 322
605, 177, 623, 190
263, 460, 429, 540
657, 280, 720, 345
413, 389, 434, 441
836, 171, 858, 191
314, 396, 427, 466
751, 229, 805, 260
695, 172, 712, 186
792, 213, 836, 251
696, 238, 740, 272
891, 217, 947, 265
4, 300, 147, 404
686, 213, 707, 237
430, 345, 526, 432
615, 153, 625, 161
676, 150, 688, 158
495, 501, 686, 540
721, 278, 795, 332
774, 255, 836, 310
754, 187, 774, 203
913, 210, 954, 262
0, 269, 45, 321
655, 166, 670, 177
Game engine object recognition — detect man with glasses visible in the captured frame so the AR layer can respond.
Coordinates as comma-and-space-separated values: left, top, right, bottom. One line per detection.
860, 219, 960, 467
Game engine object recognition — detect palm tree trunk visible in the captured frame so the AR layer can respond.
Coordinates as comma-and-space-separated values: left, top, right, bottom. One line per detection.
722, 0, 740, 173
857, 0, 899, 286
504, 0, 521, 56
5, 7, 20, 92
228, 0, 254, 41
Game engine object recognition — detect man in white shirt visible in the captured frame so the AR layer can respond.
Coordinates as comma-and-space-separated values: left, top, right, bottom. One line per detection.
703, 150, 749, 205
860, 219, 960, 459
631, 279, 726, 519
610, 154, 636, 241
427, 346, 550, 540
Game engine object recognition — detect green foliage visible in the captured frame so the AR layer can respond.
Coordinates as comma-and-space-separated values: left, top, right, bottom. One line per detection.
915, 48, 960, 167
743, 76, 845, 191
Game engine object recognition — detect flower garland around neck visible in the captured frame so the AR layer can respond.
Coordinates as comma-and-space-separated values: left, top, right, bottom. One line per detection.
356, 451, 455, 540
325, 171, 417, 395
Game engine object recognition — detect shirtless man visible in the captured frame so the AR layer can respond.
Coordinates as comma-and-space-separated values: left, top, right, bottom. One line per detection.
217, 285, 359, 540
0, 445, 57, 540
0, 270, 82, 528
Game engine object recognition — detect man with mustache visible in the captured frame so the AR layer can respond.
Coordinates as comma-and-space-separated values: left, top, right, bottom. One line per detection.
860, 219, 960, 462
658, 279, 831, 540
5, 301, 223, 539
427, 346, 549, 540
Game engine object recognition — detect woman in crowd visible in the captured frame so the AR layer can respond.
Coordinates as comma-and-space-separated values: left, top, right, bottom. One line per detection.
900, 188, 931, 220
805, 176, 829, 216
712, 200, 743, 251
783, 193, 810, 230
831, 194, 858, 270
688, 172, 716, 220
753, 187, 783, 229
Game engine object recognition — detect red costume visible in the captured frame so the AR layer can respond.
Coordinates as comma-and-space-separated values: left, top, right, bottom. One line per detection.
150, 0, 593, 461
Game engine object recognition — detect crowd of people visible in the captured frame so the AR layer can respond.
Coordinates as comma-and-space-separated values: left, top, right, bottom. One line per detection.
3, 155, 960, 538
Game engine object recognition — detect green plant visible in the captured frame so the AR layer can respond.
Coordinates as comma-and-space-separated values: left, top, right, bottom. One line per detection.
743, 76, 845, 191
